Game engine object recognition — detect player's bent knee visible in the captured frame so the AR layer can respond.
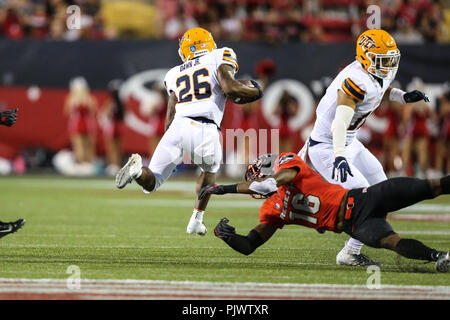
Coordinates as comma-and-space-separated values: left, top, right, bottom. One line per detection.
351, 218, 396, 248
378, 233, 401, 250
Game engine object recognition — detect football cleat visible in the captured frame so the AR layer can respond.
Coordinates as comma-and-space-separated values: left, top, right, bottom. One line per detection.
435, 252, 450, 273
115, 153, 143, 189
186, 212, 207, 236
0, 219, 25, 239
336, 250, 382, 267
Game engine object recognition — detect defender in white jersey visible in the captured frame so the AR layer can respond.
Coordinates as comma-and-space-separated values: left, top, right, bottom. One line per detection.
115, 28, 263, 236
298, 29, 430, 266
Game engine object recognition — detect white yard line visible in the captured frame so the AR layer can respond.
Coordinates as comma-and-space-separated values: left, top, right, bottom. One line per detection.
0, 278, 448, 300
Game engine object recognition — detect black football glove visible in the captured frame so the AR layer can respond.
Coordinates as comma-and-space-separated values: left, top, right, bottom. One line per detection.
198, 184, 233, 200
403, 90, 430, 103
0, 108, 18, 127
332, 156, 353, 183
214, 218, 236, 241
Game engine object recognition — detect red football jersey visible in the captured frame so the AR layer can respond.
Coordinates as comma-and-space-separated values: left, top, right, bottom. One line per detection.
259, 152, 349, 232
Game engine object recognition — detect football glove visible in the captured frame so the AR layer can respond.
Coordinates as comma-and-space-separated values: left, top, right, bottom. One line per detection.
332, 156, 354, 183
403, 90, 430, 103
0, 108, 18, 127
214, 218, 236, 241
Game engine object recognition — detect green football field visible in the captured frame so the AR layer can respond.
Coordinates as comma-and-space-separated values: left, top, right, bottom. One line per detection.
0, 175, 449, 292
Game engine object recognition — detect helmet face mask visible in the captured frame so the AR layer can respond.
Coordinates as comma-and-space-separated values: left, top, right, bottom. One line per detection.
367, 51, 401, 80
178, 28, 217, 63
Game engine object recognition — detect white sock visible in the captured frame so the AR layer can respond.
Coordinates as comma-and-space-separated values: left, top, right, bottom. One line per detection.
345, 238, 364, 254
192, 209, 204, 221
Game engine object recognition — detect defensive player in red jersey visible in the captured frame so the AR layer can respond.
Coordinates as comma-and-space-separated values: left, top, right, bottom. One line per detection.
0, 107, 25, 239
199, 153, 450, 272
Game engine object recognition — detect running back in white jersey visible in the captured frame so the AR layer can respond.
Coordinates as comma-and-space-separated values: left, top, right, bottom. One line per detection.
310, 60, 393, 145
163, 47, 239, 127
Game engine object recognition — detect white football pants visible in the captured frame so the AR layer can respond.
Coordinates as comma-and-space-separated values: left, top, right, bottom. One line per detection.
298, 138, 387, 189
145, 116, 222, 193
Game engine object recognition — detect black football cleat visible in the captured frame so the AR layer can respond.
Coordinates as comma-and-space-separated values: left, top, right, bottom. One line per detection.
435, 252, 450, 273
0, 219, 25, 239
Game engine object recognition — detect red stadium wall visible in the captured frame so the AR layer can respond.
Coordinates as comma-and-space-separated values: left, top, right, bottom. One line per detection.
0, 86, 306, 160
0, 86, 150, 159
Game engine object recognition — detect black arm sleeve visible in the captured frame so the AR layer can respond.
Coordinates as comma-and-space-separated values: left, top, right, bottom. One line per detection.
224, 229, 264, 255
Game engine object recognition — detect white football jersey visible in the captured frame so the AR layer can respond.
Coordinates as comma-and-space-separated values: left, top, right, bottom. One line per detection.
310, 60, 393, 145
163, 47, 239, 126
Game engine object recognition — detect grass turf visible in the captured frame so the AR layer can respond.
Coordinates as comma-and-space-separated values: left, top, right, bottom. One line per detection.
0, 175, 449, 286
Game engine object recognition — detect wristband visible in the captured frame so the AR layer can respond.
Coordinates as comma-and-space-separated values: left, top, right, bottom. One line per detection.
389, 88, 406, 103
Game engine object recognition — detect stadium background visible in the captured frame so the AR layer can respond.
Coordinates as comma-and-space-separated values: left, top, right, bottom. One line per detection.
0, 0, 449, 180
0, 0, 449, 302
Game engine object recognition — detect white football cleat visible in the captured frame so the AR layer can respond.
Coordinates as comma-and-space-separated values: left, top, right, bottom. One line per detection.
336, 248, 382, 267
186, 212, 207, 236
435, 252, 450, 273
115, 153, 143, 189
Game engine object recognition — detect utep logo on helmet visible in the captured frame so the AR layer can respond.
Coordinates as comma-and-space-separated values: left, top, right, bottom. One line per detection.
358, 35, 376, 50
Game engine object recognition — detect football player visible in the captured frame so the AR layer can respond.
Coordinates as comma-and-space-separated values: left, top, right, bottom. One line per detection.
115, 28, 263, 235
0, 107, 26, 239
199, 153, 450, 273
297, 29, 430, 266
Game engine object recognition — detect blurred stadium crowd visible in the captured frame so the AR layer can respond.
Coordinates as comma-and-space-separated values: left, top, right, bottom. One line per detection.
0, 0, 449, 43
54, 66, 449, 180
0, 0, 448, 180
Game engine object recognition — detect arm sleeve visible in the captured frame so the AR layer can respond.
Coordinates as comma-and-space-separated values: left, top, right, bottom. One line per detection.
331, 105, 355, 157
225, 230, 264, 255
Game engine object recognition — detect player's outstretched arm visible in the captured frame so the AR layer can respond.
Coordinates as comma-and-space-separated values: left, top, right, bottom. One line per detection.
388, 86, 430, 104
198, 168, 298, 200
214, 218, 276, 255
164, 92, 178, 131
217, 64, 263, 103
0, 108, 18, 127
